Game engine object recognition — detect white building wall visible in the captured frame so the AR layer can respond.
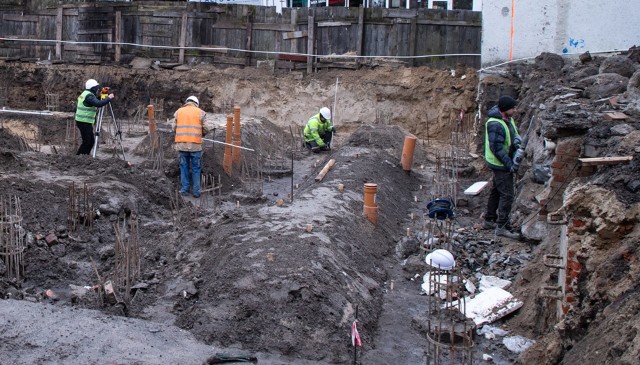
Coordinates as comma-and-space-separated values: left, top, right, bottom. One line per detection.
481, 0, 640, 66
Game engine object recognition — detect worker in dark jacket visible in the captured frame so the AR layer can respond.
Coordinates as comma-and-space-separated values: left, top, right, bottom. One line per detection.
483, 96, 522, 240
75, 79, 114, 155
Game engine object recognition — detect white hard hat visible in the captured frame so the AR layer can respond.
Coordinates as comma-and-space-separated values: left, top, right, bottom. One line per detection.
85, 79, 99, 90
319, 107, 331, 120
186, 96, 199, 106
425, 249, 455, 270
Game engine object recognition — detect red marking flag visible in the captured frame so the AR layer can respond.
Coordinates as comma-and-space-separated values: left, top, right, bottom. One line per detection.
351, 319, 362, 347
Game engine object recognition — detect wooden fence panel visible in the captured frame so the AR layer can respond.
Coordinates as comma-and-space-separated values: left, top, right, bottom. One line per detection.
0, 3, 480, 69
1, 12, 39, 58
413, 9, 480, 68
142, 13, 179, 61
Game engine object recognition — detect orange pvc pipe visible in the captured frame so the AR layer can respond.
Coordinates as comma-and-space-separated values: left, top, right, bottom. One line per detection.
147, 105, 156, 134
400, 134, 417, 172
232, 105, 241, 167
223, 114, 233, 176
363, 183, 378, 225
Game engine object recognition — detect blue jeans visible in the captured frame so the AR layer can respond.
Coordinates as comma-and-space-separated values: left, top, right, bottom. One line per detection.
179, 151, 202, 197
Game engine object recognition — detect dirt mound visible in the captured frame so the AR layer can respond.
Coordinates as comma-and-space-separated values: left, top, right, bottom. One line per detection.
172, 125, 419, 362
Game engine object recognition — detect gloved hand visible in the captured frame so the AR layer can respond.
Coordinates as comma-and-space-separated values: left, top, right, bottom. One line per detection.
331, 126, 336, 133
509, 164, 519, 173
513, 136, 523, 149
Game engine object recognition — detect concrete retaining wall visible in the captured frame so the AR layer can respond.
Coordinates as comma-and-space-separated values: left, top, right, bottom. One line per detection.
481, 0, 640, 66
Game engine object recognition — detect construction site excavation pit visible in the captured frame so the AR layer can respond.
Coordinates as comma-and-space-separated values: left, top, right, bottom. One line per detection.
2, 48, 640, 365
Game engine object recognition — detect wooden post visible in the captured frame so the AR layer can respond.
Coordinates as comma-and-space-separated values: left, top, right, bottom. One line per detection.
245, 11, 253, 67
147, 105, 156, 134
315, 159, 336, 182
356, 7, 364, 68
55, 7, 63, 60
179, 11, 188, 64
290, 9, 298, 55
35, 16, 42, 59
307, 15, 314, 74
409, 15, 417, 67
115, 11, 121, 63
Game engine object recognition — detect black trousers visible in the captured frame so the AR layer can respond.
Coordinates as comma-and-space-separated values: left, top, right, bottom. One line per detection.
485, 169, 515, 226
76, 121, 95, 155
304, 132, 333, 151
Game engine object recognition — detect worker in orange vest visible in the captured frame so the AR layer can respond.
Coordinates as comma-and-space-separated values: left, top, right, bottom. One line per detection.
174, 96, 208, 198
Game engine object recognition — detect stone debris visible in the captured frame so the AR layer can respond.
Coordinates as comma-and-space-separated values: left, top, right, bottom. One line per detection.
44, 289, 58, 301
479, 275, 512, 291
503, 335, 536, 353
45, 233, 58, 246
477, 324, 509, 340
69, 284, 89, 302
459, 287, 523, 326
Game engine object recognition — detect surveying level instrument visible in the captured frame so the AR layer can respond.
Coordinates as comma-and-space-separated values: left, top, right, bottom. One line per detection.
91, 87, 127, 161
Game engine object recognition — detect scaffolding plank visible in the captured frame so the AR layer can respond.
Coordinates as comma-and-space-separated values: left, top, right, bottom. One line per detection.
578, 156, 633, 166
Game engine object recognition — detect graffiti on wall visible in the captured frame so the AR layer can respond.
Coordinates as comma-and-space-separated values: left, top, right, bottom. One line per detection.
562, 38, 586, 54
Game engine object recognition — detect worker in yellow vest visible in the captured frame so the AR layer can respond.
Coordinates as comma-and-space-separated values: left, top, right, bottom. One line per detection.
174, 96, 207, 198
483, 95, 522, 240
74, 79, 114, 155
304, 107, 334, 153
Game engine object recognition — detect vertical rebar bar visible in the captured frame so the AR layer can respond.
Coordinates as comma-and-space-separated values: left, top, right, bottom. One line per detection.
68, 182, 93, 231
0, 195, 25, 281
113, 213, 140, 303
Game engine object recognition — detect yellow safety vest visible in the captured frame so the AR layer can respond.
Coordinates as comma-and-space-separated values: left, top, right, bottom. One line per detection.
484, 117, 519, 167
75, 90, 97, 124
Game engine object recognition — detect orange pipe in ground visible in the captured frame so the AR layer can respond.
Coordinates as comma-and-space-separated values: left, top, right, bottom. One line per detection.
363, 183, 378, 225
147, 105, 156, 134
232, 105, 241, 167
147, 105, 159, 149
400, 134, 417, 172
223, 114, 233, 176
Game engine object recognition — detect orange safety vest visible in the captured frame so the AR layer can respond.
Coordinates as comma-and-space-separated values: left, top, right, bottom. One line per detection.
175, 104, 203, 144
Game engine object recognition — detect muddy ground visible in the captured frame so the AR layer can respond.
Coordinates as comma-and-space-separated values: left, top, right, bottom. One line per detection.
1, 48, 640, 365
0, 61, 493, 365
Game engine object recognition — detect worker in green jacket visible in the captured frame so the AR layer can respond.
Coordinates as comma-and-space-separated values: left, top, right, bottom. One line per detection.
303, 107, 334, 153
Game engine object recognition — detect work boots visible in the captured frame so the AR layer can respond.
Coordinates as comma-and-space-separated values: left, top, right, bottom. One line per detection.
482, 220, 497, 230
482, 220, 516, 230
495, 227, 521, 240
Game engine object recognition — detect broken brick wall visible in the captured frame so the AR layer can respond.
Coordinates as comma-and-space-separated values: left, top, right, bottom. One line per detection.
540, 136, 597, 215
556, 184, 640, 332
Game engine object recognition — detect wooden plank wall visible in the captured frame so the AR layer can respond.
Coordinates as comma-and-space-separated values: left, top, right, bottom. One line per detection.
0, 2, 481, 69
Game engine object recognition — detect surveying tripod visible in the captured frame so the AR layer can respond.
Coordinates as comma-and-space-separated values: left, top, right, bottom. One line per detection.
91, 87, 126, 160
